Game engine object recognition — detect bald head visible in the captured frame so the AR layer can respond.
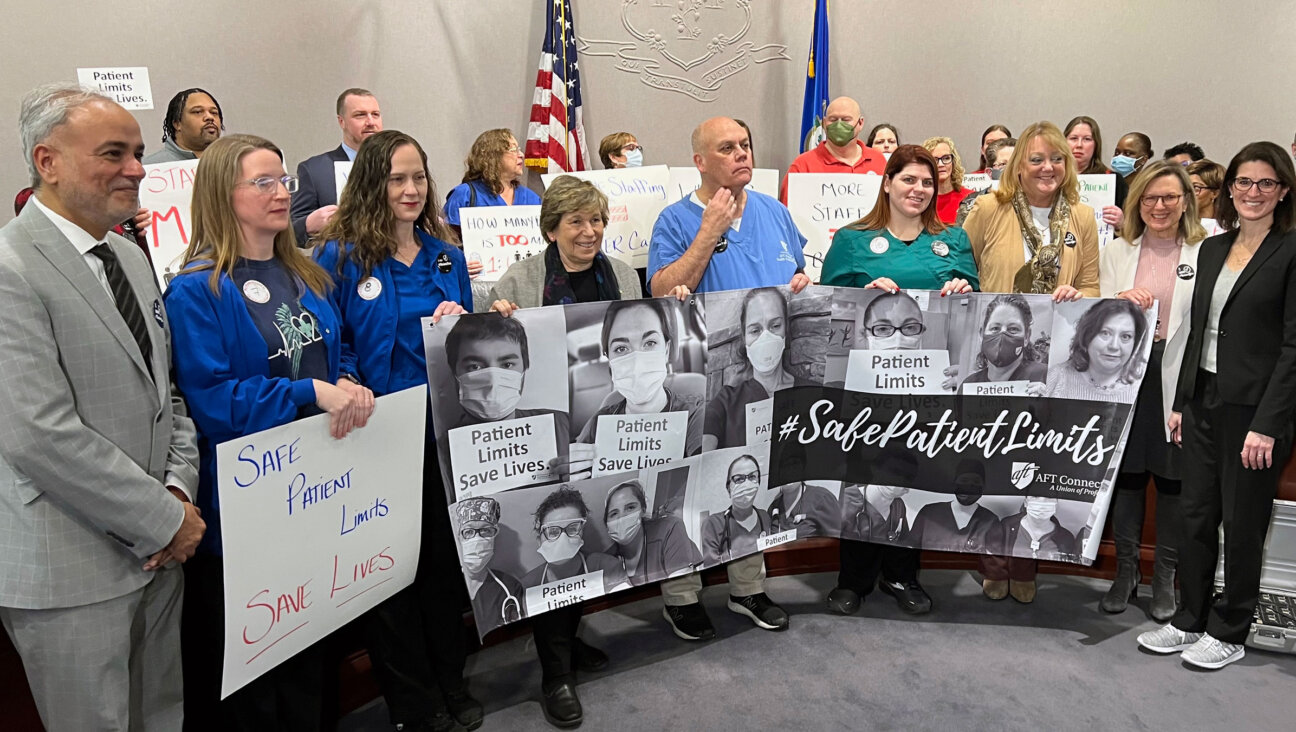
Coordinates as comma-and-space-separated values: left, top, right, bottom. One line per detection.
825, 97, 861, 121
691, 117, 752, 193
691, 117, 742, 155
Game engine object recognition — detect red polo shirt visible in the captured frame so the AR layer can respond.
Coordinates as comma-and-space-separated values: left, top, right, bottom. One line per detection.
780, 140, 887, 203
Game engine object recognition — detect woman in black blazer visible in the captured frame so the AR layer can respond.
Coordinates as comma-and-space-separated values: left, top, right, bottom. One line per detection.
1137, 142, 1296, 670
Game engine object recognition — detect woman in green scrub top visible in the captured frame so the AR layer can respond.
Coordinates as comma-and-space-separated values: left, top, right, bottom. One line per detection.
822, 144, 978, 293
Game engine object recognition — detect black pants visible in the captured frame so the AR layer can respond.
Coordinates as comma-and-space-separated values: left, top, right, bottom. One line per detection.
530, 603, 584, 685
363, 451, 469, 725
836, 540, 919, 595
1174, 371, 1291, 644
181, 554, 324, 732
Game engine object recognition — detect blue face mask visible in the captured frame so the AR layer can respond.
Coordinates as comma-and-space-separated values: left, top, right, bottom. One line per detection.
623, 149, 643, 168
1110, 154, 1140, 177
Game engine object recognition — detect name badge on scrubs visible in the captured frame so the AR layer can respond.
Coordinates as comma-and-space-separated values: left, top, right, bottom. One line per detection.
714, 234, 728, 253
1177, 264, 1195, 280
1064, 232, 1077, 248
358, 277, 382, 300
869, 236, 889, 254
436, 252, 453, 273
931, 240, 949, 257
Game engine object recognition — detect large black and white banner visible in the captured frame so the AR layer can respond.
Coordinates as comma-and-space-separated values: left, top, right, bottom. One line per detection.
423, 287, 1154, 637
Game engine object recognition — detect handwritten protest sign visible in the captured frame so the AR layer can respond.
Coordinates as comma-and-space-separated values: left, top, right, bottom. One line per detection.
446, 414, 560, 498
77, 66, 152, 109
334, 161, 354, 203
459, 205, 545, 281
786, 173, 882, 283
217, 386, 425, 698
591, 411, 687, 476
1079, 174, 1118, 249
667, 167, 780, 202
844, 349, 951, 394
542, 166, 671, 268
140, 160, 200, 283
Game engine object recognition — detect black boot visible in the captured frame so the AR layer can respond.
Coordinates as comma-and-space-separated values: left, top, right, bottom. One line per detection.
1149, 492, 1181, 622
1100, 486, 1144, 613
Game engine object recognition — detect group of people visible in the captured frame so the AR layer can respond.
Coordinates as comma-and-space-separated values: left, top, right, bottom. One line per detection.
1, 79, 1294, 732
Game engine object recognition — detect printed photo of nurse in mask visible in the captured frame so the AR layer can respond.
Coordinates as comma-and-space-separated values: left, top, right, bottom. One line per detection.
454, 496, 526, 633
942, 293, 1052, 394
702, 286, 829, 450
602, 478, 701, 585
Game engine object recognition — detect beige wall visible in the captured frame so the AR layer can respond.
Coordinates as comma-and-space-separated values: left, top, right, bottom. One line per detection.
2, 1, 1293, 206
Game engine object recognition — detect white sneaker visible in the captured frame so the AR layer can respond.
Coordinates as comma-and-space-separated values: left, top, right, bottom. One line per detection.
1137, 624, 1203, 654
1181, 634, 1246, 670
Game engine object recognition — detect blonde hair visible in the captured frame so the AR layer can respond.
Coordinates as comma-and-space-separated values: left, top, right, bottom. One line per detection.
1119, 160, 1207, 244
994, 121, 1080, 206
181, 134, 332, 295
922, 136, 965, 191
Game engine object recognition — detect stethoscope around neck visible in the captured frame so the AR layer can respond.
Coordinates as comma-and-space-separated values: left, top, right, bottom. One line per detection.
486, 569, 521, 623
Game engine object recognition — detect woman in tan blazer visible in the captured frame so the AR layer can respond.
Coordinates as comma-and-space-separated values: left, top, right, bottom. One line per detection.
963, 120, 1100, 301
962, 120, 1100, 604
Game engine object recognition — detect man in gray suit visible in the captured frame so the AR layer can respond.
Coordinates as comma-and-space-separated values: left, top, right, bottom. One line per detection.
289, 87, 383, 244
0, 84, 204, 731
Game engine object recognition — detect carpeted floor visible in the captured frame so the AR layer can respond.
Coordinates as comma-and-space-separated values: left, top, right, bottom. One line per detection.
340, 570, 1296, 731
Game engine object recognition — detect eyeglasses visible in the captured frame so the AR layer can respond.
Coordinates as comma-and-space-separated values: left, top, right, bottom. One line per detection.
867, 322, 926, 338
728, 472, 760, 487
622, 144, 644, 153
538, 519, 585, 542
1191, 183, 1216, 194
934, 155, 954, 165
504, 145, 522, 154
240, 175, 298, 194
1140, 193, 1183, 208
1232, 177, 1281, 193
992, 161, 1009, 170
459, 525, 499, 540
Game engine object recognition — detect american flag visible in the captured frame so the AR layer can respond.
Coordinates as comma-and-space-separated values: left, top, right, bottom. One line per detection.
525, 0, 589, 173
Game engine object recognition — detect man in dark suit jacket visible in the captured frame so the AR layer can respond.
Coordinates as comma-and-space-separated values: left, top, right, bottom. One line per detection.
0, 84, 204, 730
290, 88, 383, 244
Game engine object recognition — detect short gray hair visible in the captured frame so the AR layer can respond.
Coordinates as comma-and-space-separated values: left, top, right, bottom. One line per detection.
19, 83, 113, 186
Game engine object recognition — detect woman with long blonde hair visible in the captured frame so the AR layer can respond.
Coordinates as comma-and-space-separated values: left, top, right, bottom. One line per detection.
164, 133, 373, 729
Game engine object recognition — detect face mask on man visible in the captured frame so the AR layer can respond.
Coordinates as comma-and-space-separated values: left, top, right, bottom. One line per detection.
462, 536, 494, 574
538, 532, 584, 564
1110, 155, 1141, 177
825, 120, 858, 147
458, 367, 524, 420
607, 511, 643, 545
981, 332, 1025, 368
609, 350, 669, 406
623, 149, 644, 167
1025, 497, 1058, 521
746, 330, 785, 374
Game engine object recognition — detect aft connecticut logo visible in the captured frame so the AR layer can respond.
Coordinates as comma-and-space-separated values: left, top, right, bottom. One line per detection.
579, 0, 789, 102
1010, 462, 1039, 490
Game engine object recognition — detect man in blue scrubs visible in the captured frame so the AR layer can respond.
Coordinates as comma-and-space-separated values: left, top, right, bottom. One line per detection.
647, 116, 811, 643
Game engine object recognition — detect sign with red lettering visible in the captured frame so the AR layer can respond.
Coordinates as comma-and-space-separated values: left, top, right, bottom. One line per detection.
460, 205, 544, 282
215, 386, 426, 698
139, 159, 200, 284
541, 166, 672, 269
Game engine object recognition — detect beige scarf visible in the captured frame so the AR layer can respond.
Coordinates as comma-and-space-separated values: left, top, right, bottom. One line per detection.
1011, 188, 1071, 294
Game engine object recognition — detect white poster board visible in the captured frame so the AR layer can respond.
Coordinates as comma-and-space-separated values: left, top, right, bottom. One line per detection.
334, 161, 354, 203
541, 166, 671, 268
962, 172, 993, 195
667, 167, 780, 202
785, 173, 882, 283
844, 349, 951, 394
459, 205, 545, 281
139, 160, 200, 283
76, 66, 153, 109
1078, 174, 1118, 249
217, 387, 426, 698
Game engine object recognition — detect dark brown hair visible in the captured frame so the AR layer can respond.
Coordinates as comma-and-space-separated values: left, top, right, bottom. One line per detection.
843, 145, 946, 235
1215, 141, 1296, 234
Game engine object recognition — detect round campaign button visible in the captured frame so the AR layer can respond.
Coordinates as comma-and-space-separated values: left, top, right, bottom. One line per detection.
242, 279, 270, 304
931, 240, 949, 257
1064, 231, 1078, 248
869, 236, 890, 254
358, 277, 383, 300
1177, 263, 1195, 280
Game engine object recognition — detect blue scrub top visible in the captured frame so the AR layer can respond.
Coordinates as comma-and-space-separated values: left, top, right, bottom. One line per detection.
444, 181, 543, 226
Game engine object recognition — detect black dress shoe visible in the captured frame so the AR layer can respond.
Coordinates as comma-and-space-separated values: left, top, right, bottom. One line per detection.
826, 586, 862, 615
444, 684, 484, 731
879, 580, 933, 614
573, 637, 609, 672
541, 680, 583, 729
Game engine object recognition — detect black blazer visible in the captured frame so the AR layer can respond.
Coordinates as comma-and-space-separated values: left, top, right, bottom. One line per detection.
290, 145, 349, 245
1173, 228, 1296, 437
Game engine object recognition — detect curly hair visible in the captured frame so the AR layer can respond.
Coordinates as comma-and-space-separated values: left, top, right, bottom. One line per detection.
534, 485, 589, 535
463, 128, 518, 195
317, 130, 457, 278
922, 136, 966, 192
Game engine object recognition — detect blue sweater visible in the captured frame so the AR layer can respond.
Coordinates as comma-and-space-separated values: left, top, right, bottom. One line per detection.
164, 265, 344, 554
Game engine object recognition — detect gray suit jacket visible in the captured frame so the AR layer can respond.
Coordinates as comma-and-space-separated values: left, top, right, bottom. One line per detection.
291, 145, 349, 245
0, 204, 199, 609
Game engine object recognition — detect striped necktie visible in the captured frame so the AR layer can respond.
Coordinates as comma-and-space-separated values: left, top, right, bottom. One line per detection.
91, 243, 153, 377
